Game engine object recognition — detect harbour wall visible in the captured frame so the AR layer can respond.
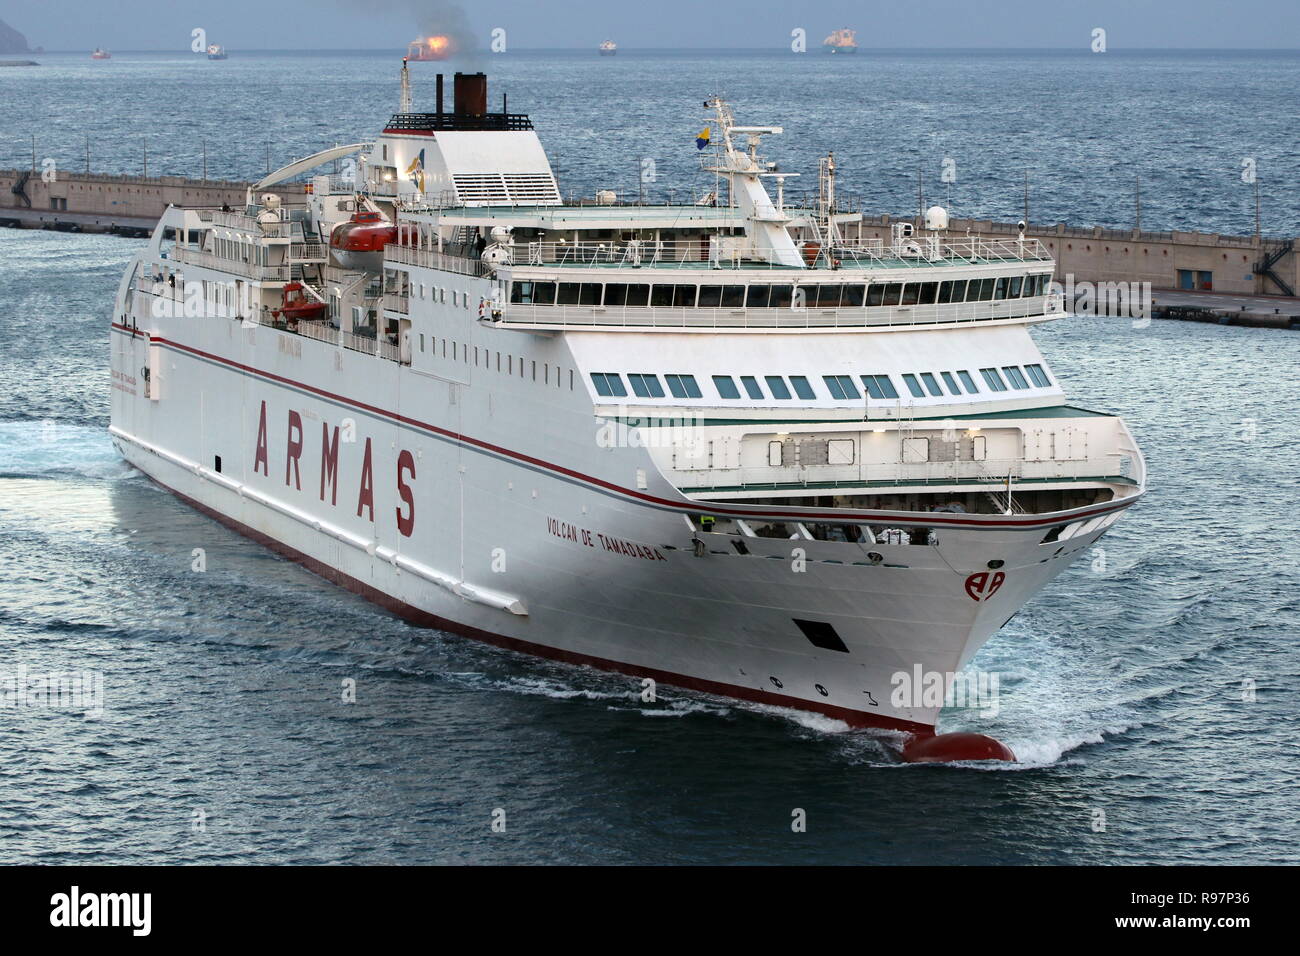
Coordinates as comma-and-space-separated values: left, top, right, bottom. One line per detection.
0, 168, 307, 234
847, 215, 1298, 298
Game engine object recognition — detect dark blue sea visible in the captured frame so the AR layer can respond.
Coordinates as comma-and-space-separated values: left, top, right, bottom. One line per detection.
1, 50, 1297, 865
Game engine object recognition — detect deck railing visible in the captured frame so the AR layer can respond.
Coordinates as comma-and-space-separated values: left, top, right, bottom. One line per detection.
512, 234, 1051, 270
492, 293, 1063, 331
670, 454, 1130, 492
172, 246, 291, 281
384, 242, 492, 277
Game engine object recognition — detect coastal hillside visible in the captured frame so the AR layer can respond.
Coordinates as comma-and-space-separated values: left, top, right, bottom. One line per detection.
0, 17, 30, 54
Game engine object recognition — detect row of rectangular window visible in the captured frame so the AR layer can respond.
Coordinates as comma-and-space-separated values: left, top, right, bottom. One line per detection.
514, 274, 1053, 309
591, 363, 1053, 401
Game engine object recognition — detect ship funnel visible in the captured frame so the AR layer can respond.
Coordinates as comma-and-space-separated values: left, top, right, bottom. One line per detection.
454, 72, 487, 117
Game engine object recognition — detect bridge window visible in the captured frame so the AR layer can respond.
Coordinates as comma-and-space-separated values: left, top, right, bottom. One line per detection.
628, 373, 665, 398
745, 285, 770, 308
901, 374, 926, 398
712, 375, 741, 399
822, 375, 860, 400
740, 375, 764, 399
940, 371, 962, 394
971, 279, 995, 301
510, 280, 555, 305
1002, 366, 1030, 389
957, 369, 979, 393
665, 374, 702, 399
867, 283, 902, 307
1009, 276, 1024, 297
810, 285, 842, 308
916, 282, 938, 304
590, 372, 627, 397
860, 374, 899, 400
697, 285, 723, 307
720, 285, 746, 308
765, 376, 792, 400
842, 284, 866, 306
789, 376, 816, 400
937, 279, 967, 304
994, 277, 1009, 299
768, 285, 795, 308
557, 282, 601, 306
920, 372, 943, 396
1024, 363, 1052, 387
649, 284, 698, 308
604, 283, 650, 307
980, 367, 1008, 392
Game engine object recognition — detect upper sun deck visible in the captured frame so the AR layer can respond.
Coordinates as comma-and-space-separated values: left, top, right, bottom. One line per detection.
402, 202, 1053, 271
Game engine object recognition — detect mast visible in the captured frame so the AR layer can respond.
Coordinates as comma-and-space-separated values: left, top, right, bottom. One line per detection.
703, 96, 804, 269
400, 57, 412, 113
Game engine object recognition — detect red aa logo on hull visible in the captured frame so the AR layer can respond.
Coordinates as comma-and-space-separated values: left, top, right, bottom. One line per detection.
964, 571, 1006, 602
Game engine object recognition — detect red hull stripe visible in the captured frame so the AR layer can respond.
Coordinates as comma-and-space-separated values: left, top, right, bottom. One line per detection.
109, 323, 1137, 530
138, 466, 931, 735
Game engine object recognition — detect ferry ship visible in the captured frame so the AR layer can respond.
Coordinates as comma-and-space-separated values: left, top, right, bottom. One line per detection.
109, 66, 1145, 762
599, 40, 617, 56
91, 48, 111, 60
824, 28, 857, 53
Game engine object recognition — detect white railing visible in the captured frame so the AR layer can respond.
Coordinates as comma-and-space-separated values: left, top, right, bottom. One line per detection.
384, 242, 491, 277
833, 235, 1052, 264
494, 294, 1063, 331
291, 321, 405, 364
172, 247, 291, 281
290, 241, 326, 261
294, 321, 340, 346
384, 293, 410, 313
670, 455, 1130, 492
515, 234, 1051, 270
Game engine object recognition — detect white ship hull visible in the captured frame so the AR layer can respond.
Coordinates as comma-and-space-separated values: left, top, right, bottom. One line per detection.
109, 313, 1133, 734
108, 72, 1145, 757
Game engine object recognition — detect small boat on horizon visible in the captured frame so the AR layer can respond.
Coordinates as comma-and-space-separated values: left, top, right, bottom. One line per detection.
206, 44, 228, 60
823, 28, 857, 54
599, 40, 617, 56
91, 48, 111, 60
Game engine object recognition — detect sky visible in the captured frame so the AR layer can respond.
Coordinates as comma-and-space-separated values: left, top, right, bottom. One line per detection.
2, 0, 1298, 51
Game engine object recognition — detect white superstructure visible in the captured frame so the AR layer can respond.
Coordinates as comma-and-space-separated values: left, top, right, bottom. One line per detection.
109, 68, 1145, 759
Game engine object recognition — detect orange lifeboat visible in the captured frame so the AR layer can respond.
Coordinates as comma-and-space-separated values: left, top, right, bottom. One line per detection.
273, 282, 327, 327
328, 211, 397, 272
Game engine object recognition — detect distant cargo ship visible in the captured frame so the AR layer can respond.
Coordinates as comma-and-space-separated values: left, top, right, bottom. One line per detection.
408, 36, 452, 61
824, 28, 857, 53
91, 48, 111, 60
207, 44, 228, 60
599, 40, 617, 56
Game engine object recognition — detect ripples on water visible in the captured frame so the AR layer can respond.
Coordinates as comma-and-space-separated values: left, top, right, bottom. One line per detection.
1, 51, 1298, 864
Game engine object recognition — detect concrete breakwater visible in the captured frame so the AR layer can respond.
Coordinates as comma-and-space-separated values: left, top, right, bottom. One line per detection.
848, 214, 1299, 300
0, 168, 307, 236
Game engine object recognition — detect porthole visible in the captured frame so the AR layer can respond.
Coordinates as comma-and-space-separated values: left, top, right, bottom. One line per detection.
987, 559, 1005, 569
815, 684, 829, 697
769, 676, 783, 689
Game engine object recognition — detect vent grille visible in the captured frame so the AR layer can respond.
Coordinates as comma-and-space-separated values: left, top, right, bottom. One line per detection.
452, 172, 560, 206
